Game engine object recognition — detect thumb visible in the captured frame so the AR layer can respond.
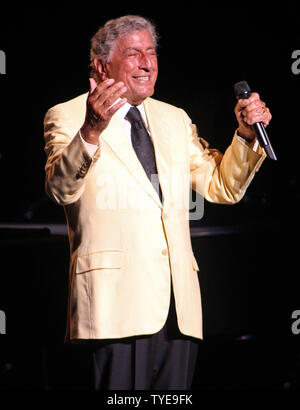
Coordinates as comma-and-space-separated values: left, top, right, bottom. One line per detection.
235, 98, 249, 115
89, 78, 97, 94
238, 98, 250, 108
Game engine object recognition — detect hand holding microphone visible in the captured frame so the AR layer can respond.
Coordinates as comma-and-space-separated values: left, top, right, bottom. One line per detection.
234, 81, 276, 160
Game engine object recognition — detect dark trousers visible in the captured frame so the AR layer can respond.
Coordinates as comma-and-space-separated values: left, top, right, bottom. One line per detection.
89, 289, 199, 390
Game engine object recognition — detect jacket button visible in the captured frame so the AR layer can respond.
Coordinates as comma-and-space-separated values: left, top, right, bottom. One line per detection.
162, 248, 168, 256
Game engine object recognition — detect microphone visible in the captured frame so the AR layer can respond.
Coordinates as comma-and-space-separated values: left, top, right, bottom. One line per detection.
233, 81, 277, 160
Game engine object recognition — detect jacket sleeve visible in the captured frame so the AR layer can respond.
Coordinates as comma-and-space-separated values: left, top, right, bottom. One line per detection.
181, 109, 266, 204
44, 104, 101, 205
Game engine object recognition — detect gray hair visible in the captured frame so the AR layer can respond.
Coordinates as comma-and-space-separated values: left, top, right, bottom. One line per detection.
89, 15, 159, 80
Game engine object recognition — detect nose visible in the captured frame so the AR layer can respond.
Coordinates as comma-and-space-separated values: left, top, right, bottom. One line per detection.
139, 52, 151, 71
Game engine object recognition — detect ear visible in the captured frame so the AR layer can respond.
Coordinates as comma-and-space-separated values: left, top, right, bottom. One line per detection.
93, 57, 109, 82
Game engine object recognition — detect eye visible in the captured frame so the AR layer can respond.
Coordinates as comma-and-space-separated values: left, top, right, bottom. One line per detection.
125, 50, 140, 58
146, 47, 157, 55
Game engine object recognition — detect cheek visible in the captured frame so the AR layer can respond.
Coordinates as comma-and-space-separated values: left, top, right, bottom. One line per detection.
153, 70, 158, 82
119, 67, 136, 86
107, 61, 132, 82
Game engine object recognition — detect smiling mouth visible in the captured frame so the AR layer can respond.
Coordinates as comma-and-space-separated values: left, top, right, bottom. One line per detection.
133, 76, 150, 81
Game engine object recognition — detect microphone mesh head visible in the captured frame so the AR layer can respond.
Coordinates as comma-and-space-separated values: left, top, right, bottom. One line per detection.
233, 81, 251, 99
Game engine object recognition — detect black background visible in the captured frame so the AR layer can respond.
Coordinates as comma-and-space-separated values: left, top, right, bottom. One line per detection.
0, 5, 300, 392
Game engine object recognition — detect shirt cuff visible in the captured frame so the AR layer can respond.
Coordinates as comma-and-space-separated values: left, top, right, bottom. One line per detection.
79, 130, 99, 155
236, 134, 259, 153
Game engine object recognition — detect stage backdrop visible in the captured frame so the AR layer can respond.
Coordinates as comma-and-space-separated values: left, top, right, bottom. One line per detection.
0, 6, 299, 390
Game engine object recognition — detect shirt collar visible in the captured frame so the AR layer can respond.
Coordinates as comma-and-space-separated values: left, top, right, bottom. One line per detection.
116, 100, 148, 126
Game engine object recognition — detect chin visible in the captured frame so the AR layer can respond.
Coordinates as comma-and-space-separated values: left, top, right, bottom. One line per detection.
129, 90, 154, 105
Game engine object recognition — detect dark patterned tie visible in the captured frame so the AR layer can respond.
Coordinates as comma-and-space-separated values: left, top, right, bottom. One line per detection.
126, 106, 163, 203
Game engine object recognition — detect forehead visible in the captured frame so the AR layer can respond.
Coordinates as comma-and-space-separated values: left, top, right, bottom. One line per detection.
114, 29, 155, 52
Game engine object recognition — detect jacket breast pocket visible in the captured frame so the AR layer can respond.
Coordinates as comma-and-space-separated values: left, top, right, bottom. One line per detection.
76, 250, 123, 274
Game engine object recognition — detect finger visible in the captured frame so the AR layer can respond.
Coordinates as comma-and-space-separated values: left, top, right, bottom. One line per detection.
89, 78, 98, 95
236, 99, 250, 111
241, 94, 265, 116
247, 92, 260, 103
90, 78, 115, 100
262, 110, 272, 127
102, 85, 128, 109
250, 105, 266, 116
107, 97, 128, 117
236, 92, 261, 110
96, 81, 127, 107
243, 104, 270, 118
242, 111, 271, 126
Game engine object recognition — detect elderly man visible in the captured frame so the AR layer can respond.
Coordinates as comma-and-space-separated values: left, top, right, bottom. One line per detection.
44, 15, 271, 390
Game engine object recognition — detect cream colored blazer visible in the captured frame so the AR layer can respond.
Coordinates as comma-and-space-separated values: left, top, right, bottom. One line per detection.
44, 93, 265, 341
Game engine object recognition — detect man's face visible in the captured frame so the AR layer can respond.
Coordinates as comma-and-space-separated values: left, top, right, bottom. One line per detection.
104, 29, 158, 106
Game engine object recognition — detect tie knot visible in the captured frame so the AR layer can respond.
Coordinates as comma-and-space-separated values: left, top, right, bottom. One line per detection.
126, 106, 144, 125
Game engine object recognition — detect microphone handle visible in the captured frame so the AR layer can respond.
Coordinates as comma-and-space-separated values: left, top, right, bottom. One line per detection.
252, 122, 277, 161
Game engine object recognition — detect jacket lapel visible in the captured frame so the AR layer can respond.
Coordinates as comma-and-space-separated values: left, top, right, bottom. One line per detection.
144, 98, 171, 204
